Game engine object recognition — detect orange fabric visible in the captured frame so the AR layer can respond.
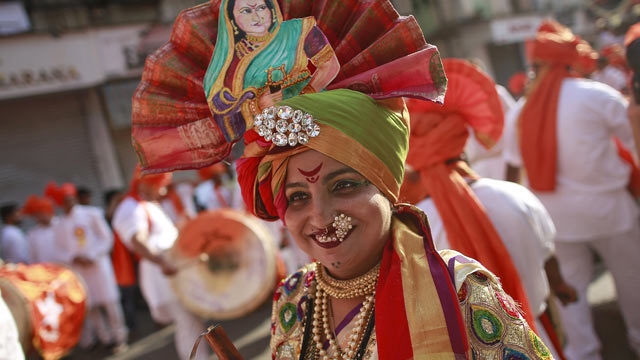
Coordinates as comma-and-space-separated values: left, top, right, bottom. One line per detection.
625, 22, 640, 47
110, 231, 138, 286
43, 182, 77, 206
575, 39, 599, 76
519, 19, 582, 191
197, 163, 226, 180
614, 137, 640, 197
165, 187, 186, 218
0, 263, 86, 360
508, 72, 527, 97
403, 58, 537, 331
128, 165, 172, 198
22, 196, 54, 216
405, 112, 537, 331
600, 43, 629, 71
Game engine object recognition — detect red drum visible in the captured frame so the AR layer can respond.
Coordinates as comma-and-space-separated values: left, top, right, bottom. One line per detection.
0, 263, 87, 360
170, 208, 286, 320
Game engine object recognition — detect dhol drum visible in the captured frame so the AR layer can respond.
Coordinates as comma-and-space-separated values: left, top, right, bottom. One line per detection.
170, 208, 286, 320
0, 262, 87, 360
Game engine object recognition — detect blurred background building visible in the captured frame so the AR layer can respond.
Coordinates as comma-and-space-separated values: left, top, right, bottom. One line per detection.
1, 0, 639, 206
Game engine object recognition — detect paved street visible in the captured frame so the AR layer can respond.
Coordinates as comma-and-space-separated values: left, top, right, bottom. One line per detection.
47, 267, 635, 360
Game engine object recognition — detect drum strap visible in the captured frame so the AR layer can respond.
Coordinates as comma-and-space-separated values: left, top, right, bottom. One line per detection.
214, 185, 230, 208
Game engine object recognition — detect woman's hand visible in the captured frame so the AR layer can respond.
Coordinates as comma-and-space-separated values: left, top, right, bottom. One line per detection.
258, 90, 283, 109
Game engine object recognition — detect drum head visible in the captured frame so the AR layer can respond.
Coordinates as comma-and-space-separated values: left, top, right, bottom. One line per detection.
0, 278, 33, 354
171, 209, 278, 320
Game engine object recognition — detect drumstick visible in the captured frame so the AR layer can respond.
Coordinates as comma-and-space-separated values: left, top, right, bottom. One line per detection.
204, 324, 244, 360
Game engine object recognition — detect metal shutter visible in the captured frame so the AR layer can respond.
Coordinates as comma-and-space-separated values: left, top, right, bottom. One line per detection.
0, 89, 103, 206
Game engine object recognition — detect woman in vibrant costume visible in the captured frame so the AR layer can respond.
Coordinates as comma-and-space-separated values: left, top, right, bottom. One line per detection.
235, 89, 553, 359
131, 0, 553, 358
204, 0, 340, 143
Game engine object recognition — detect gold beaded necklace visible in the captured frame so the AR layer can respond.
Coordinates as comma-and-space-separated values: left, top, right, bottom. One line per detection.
315, 262, 380, 299
310, 262, 379, 360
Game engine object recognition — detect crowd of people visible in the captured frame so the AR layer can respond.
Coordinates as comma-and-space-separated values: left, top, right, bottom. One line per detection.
2, 1, 640, 359
0, 163, 309, 359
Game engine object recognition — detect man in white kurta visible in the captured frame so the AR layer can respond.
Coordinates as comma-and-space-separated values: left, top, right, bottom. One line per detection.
27, 217, 61, 264
464, 84, 516, 180
417, 177, 567, 359
53, 189, 128, 351
505, 76, 640, 360
112, 173, 208, 360
0, 203, 30, 264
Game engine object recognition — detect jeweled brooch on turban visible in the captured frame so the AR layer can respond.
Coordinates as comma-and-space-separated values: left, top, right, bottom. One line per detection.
253, 105, 320, 147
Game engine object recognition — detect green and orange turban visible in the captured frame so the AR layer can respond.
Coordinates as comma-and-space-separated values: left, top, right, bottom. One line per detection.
236, 89, 409, 220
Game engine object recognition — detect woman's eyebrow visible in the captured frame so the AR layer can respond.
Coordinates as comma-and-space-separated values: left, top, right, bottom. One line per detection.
322, 168, 359, 185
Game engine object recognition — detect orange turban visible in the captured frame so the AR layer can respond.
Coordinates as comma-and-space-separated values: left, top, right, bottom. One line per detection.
600, 43, 628, 71
197, 163, 226, 181
128, 165, 173, 198
518, 19, 587, 191
574, 38, 599, 76
404, 58, 536, 331
508, 72, 527, 97
44, 182, 77, 206
22, 195, 54, 216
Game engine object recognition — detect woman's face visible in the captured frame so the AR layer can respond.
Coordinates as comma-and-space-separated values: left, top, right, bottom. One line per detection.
232, 0, 272, 37
284, 150, 393, 279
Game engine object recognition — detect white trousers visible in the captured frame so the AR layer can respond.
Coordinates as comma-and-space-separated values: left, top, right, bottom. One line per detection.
80, 301, 129, 347
154, 300, 209, 360
554, 222, 640, 360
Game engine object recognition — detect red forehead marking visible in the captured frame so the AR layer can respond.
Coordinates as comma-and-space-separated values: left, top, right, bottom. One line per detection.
297, 162, 323, 183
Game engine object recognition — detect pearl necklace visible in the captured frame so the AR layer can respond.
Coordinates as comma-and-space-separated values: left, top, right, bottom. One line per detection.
311, 263, 378, 360
315, 262, 380, 299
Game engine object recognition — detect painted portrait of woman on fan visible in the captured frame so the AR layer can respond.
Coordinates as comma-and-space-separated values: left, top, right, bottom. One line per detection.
204, 0, 340, 143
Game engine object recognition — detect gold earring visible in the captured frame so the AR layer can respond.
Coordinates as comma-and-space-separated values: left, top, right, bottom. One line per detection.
230, 20, 239, 35
272, 8, 277, 23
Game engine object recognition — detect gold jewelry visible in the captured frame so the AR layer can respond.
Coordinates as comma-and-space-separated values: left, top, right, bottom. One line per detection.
315, 261, 380, 299
272, 8, 277, 23
246, 32, 272, 43
317, 214, 352, 243
312, 263, 376, 359
230, 19, 239, 35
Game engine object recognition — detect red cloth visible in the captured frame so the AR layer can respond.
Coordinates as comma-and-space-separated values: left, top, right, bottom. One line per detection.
21, 195, 54, 216
508, 72, 527, 97
43, 182, 77, 206
110, 231, 138, 287
614, 137, 640, 197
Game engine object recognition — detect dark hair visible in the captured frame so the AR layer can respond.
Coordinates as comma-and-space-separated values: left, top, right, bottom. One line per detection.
226, 0, 277, 43
103, 188, 125, 206
1, 203, 18, 223
77, 186, 92, 197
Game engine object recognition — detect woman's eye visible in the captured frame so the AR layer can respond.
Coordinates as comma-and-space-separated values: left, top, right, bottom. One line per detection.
332, 180, 366, 193
287, 192, 308, 204
257, 5, 268, 11
239, 8, 251, 14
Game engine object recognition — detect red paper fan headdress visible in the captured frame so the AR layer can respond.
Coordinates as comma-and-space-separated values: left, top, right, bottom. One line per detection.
131, 0, 448, 174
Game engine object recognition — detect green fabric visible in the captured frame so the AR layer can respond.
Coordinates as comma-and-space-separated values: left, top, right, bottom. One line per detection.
277, 89, 408, 189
